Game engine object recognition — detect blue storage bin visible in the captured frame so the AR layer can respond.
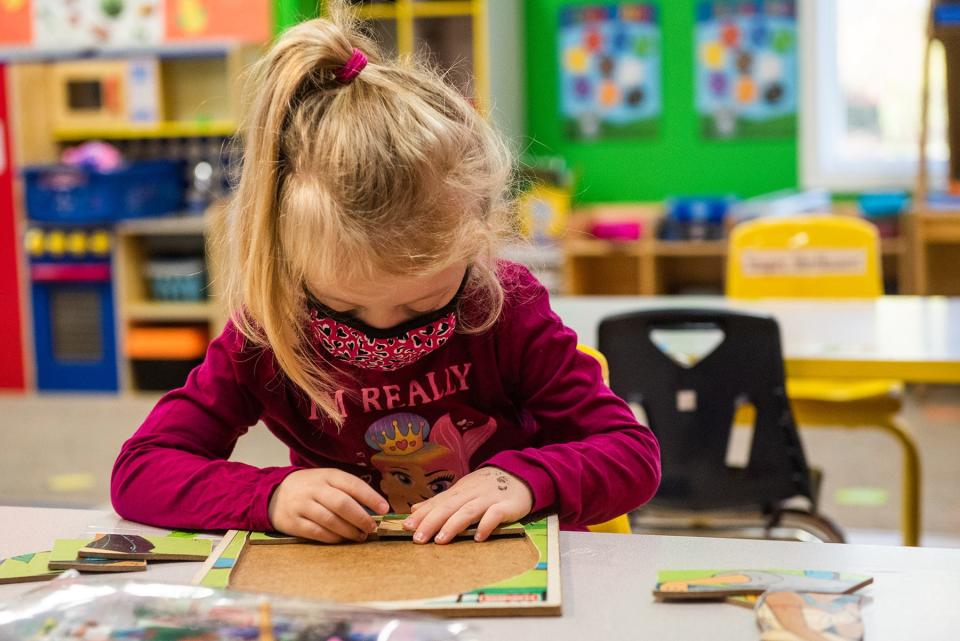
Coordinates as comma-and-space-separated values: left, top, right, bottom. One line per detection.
145, 258, 207, 302
858, 191, 909, 218
24, 160, 184, 225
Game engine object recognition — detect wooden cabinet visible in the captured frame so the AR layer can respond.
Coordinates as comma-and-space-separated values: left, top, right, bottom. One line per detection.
115, 213, 227, 392
563, 205, 909, 296
343, 0, 525, 144
910, 211, 960, 295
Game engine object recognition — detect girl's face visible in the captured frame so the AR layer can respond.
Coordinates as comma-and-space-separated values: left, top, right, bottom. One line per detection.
307, 262, 466, 330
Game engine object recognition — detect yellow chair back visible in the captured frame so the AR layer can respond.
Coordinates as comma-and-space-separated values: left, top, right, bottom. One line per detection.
726, 215, 883, 299
577, 344, 633, 535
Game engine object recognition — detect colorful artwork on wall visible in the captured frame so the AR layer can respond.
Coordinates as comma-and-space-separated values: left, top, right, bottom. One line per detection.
695, 0, 797, 140
559, 4, 662, 141
0, 0, 269, 54
164, 0, 270, 44
0, 0, 32, 47
33, 0, 164, 49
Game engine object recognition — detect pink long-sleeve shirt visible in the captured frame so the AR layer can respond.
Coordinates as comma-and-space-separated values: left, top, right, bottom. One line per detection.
111, 263, 661, 532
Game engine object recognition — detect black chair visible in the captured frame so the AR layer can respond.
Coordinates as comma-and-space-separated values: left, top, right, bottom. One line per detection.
599, 308, 844, 543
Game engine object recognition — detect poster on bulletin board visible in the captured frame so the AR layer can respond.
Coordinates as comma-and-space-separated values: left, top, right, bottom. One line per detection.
33, 0, 164, 49
559, 4, 662, 141
164, 0, 271, 43
695, 0, 797, 140
1, 0, 269, 55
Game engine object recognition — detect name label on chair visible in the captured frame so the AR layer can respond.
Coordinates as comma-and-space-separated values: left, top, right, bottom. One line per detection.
677, 389, 697, 412
741, 249, 867, 276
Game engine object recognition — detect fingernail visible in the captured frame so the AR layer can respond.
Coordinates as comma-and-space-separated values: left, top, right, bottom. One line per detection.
413, 532, 426, 543
402, 519, 414, 528
367, 523, 378, 534
359, 532, 367, 541
474, 533, 482, 542
379, 503, 389, 513
435, 532, 447, 544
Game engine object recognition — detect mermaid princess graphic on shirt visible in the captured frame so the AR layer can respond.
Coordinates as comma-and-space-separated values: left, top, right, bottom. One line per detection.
363, 411, 497, 512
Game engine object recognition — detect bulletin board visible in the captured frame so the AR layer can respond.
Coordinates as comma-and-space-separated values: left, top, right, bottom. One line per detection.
559, 3, 662, 141
0, 0, 32, 47
695, 0, 797, 140
165, 0, 271, 43
193, 516, 562, 618
0, 0, 270, 53
32, 0, 164, 49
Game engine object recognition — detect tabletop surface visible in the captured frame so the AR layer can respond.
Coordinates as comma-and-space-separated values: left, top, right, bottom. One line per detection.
552, 296, 960, 381
1, 506, 958, 641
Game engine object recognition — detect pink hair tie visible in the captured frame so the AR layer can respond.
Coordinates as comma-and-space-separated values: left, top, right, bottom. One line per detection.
334, 48, 367, 84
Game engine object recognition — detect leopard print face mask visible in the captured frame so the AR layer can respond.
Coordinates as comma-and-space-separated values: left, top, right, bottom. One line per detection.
306, 275, 465, 372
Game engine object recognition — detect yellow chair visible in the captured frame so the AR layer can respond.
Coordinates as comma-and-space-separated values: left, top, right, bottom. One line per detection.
727, 215, 921, 546
577, 344, 633, 535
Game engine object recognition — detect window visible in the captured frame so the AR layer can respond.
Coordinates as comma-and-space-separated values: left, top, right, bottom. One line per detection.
800, 0, 948, 191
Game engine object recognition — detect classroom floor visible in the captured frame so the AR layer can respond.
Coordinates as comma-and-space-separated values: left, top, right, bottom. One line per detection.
1, 387, 958, 547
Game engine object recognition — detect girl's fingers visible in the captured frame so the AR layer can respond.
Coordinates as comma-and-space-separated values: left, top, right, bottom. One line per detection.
474, 503, 509, 542
434, 499, 488, 545
301, 502, 367, 542
320, 487, 379, 534
294, 517, 344, 544
403, 496, 440, 530
412, 495, 469, 544
329, 471, 391, 515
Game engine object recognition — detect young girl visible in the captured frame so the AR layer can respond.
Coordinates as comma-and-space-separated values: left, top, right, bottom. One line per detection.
111, 5, 660, 545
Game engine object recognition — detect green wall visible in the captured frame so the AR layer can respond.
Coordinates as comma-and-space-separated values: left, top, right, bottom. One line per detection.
525, 0, 799, 203
274, 0, 319, 35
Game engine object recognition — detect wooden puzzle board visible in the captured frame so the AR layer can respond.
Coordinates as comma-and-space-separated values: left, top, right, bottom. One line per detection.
193, 516, 561, 617
231, 537, 539, 602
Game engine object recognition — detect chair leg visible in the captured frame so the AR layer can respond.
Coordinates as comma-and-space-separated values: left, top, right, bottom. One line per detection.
880, 416, 922, 546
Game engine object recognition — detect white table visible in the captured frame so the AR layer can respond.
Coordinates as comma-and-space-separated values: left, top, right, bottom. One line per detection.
552, 296, 960, 383
1, 507, 958, 640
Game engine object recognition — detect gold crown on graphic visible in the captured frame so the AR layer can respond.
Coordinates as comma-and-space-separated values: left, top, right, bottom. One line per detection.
372, 419, 427, 455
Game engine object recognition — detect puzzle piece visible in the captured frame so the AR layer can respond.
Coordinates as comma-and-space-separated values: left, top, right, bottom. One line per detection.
0, 552, 61, 585
77, 533, 211, 561
654, 570, 873, 600
247, 516, 527, 544
756, 591, 864, 641
49, 539, 146, 573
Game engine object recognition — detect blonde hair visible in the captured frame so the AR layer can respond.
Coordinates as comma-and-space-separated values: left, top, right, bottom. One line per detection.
221, 2, 514, 422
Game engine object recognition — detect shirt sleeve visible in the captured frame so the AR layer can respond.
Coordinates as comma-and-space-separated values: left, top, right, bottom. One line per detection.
481, 265, 661, 528
110, 321, 302, 532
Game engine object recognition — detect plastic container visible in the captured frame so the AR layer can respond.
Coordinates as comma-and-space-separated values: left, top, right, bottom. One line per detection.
729, 189, 831, 222
0, 578, 470, 641
858, 191, 908, 239
858, 191, 909, 217
590, 219, 644, 241
126, 326, 208, 391
145, 257, 206, 301
935, 5, 960, 25
660, 196, 734, 241
23, 159, 183, 225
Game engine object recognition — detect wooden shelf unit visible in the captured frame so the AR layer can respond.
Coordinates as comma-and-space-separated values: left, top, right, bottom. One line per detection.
53, 120, 238, 142
913, 2, 960, 295
115, 213, 227, 392
910, 210, 960, 294
563, 205, 909, 296
343, 0, 505, 118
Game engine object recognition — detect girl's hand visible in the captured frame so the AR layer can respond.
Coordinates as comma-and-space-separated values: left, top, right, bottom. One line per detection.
268, 469, 390, 543
401, 466, 533, 544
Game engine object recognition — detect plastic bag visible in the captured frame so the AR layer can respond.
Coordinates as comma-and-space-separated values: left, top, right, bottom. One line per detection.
0, 577, 474, 641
